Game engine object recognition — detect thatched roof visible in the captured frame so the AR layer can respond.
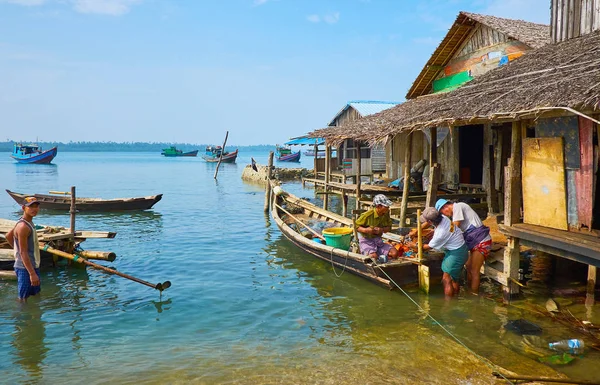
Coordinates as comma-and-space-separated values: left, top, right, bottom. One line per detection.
406, 11, 550, 99
312, 29, 600, 146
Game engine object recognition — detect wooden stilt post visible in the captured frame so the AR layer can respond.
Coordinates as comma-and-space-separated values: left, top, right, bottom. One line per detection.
355, 141, 362, 210
487, 144, 499, 214
417, 209, 430, 293
264, 151, 274, 212
313, 143, 318, 179
399, 133, 413, 226
426, 127, 437, 208
324, 145, 331, 210
586, 265, 597, 306
502, 121, 523, 302
342, 192, 348, 217
69, 186, 76, 235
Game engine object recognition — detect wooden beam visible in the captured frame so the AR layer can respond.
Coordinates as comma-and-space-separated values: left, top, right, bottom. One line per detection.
426, 127, 438, 208
504, 121, 523, 226
487, 144, 499, 213
399, 133, 413, 225
586, 265, 597, 306
264, 151, 274, 212
503, 237, 520, 302
324, 145, 331, 210
356, 141, 362, 210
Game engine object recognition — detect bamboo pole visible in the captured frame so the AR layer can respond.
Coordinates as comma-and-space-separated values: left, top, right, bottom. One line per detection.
274, 203, 326, 241
417, 208, 429, 293
78, 250, 117, 262
399, 133, 413, 226
41, 244, 171, 291
417, 209, 423, 262
214, 130, 229, 180
69, 186, 76, 235
264, 151, 274, 212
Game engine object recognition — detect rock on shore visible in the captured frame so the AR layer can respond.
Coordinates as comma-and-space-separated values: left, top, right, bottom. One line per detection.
241, 164, 314, 185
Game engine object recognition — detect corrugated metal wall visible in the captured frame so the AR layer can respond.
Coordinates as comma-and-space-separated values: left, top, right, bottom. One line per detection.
551, 0, 600, 43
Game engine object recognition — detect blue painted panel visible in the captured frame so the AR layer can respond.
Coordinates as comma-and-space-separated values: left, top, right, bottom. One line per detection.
535, 116, 580, 169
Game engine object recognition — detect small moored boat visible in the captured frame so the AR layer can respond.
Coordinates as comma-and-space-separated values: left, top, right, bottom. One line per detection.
276, 146, 301, 162
161, 146, 198, 157
6, 190, 162, 212
202, 146, 238, 163
270, 184, 442, 288
10, 143, 58, 164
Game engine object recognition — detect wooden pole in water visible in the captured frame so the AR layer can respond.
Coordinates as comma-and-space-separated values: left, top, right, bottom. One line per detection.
399, 133, 413, 226
324, 144, 331, 210
264, 151, 274, 212
214, 130, 229, 180
69, 186, 76, 235
355, 141, 362, 210
41, 243, 171, 291
417, 208, 429, 294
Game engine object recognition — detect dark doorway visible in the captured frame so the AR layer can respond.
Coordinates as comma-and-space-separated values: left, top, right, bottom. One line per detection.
458, 124, 484, 184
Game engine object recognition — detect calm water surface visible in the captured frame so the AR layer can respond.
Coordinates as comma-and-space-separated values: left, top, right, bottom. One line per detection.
1, 151, 599, 384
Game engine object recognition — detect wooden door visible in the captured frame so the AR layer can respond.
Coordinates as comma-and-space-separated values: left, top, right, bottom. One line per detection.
522, 137, 568, 230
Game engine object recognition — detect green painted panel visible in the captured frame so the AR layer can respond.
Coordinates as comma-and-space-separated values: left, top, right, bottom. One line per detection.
433, 71, 473, 93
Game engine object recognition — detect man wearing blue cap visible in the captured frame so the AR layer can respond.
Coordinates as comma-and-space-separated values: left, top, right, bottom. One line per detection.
355, 194, 399, 262
5, 196, 42, 302
435, 199, 491, 294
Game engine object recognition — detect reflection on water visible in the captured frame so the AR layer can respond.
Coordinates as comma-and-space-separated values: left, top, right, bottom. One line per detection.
11, 302, 48, 381
14, 163, 58, 177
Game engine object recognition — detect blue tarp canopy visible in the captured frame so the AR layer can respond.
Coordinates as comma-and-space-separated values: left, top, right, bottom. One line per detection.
284, 136, 325, 146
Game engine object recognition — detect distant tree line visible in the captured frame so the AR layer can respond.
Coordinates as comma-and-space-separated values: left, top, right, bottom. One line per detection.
0, 141, 275, 152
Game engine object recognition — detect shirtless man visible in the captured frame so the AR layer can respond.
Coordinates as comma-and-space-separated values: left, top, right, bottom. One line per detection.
6, 197, 42, 302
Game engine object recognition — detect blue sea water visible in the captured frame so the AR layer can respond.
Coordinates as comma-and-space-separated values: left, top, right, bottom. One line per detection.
0, 151, 598, 384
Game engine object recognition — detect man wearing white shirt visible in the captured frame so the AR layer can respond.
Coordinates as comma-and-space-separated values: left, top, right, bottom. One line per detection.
410, 207, 468, 299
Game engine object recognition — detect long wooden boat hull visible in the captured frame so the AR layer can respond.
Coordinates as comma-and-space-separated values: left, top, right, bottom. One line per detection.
162, 150, 198, 157
6, 190, 162, 212
277, 151, 301, 162
202, 149, 238, 163
271, 189, 441, 288
11, 147, 58, 164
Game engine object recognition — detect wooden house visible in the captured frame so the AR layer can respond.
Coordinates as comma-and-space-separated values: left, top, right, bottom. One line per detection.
327, 100, 399, 177
313, 8, 600, 301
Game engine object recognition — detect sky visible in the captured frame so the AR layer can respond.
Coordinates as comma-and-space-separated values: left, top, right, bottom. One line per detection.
0, 0, 551, 145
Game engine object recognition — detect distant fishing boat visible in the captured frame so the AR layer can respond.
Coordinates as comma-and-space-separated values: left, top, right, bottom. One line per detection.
161, 146, 198, 157
10, 143, 58, 164
202, 146, 238, 163
276, 146, 301, 162
6, 189, 162, 212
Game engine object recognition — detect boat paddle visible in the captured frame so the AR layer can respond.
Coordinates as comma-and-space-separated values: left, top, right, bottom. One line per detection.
274, 203, 326, 241
40, 243, 171, 292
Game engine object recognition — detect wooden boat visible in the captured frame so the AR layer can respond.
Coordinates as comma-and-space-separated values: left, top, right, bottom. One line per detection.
271, 185, 442, 289
161, 146, 198, 157
6, 190, 162, 212
202, 146, 238, 163
10, 143, 58, 164
276, 146, 301, 162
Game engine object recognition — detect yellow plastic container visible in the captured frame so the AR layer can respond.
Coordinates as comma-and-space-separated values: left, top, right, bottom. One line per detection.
322, 227, 353, 250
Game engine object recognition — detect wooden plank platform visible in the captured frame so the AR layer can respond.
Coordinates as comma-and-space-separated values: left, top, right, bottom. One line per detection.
499, 223, 600, 267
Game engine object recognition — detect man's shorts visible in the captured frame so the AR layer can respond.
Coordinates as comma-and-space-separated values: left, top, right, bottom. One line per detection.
471, 239, 493, 260
15, 268, 41, 299
442, 244, 469, 282
359, 236, 392, 257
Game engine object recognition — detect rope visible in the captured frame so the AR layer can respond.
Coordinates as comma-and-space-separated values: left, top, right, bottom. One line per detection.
329, 247, 348, 278
373, 264, 515, 385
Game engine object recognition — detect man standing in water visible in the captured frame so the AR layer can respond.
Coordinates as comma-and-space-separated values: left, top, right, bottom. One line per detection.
6, 197, 42, 302
436, 199, 491, 294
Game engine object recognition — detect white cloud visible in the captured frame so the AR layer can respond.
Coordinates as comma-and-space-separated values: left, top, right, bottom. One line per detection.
0, 0, 144, 15
253, 0, 268, 6
307, 12, 339, 24
0, 0, 47, 5
71, 0, 143, 16
323, 12, 339, 24
307, 14, 320, 23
